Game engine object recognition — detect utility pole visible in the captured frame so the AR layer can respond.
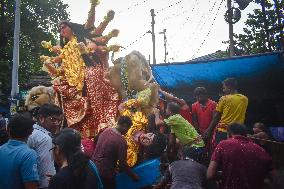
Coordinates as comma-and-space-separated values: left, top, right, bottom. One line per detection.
227, 0, 235, 56
10, 0, 21, 115
150, 9, 156, 64
159, 29, 167, 63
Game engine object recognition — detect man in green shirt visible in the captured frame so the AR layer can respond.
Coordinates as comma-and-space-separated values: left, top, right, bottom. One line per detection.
154, 102, 204, 162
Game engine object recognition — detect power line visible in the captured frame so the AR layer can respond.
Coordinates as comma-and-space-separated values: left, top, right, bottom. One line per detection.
179, 0, 200, 28
178, 0, 220, 51
159, 0, 193, 27
167, 0, 199, 41
121, 31, 149, 51
195, 0, 219, 31
191, 0, 225, 59
160, 7, 188, 23
156, 0, 185, 14
117, 0, 150, 15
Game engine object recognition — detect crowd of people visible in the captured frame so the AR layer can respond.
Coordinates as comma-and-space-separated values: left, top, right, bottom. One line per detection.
0, 77, 280, 189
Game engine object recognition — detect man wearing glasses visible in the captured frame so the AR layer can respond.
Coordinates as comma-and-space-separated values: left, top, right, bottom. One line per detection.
28, 103, 63, 189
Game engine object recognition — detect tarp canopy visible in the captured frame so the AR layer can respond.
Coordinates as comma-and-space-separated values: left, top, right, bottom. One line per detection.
151, 52, 284, 126
152, 52, 284, 89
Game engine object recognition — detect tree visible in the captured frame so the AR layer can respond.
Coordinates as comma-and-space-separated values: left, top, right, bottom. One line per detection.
0, 0, 69, 101
234, 0, 283, 55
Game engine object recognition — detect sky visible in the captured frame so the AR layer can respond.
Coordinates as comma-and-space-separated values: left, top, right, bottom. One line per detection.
61, 0, 261, 64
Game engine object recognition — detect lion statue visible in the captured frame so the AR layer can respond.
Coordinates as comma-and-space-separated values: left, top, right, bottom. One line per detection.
25, 85, 55, 113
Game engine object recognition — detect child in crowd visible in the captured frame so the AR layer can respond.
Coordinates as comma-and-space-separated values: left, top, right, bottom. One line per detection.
251, 122, 271, 154
252, 122, 270, 142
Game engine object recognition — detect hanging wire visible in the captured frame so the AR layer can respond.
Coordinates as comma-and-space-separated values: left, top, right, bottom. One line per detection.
120, 31, 149, 51
160, 8, 189, 23
195, 0, 219, 31
117, 0, 150, 15
156, 0, 185, 14
191, 0, 225, 59
166, 40, 179, 62
178, 0, 220, 51
179, 0, 200, 28
166, 0, 199, 41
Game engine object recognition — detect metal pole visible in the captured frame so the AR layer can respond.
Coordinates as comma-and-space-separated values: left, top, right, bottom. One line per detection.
163, 29, 167, 63
159, 29, 167, 63
10, 0, 21, 115
150, 9, 156, 64
227, 0, 235, 56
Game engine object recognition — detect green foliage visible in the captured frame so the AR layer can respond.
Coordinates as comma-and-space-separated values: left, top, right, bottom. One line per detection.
0, 0, 69, 98
234, 1, 283, 55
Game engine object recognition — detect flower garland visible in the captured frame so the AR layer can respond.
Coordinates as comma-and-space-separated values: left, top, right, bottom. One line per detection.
120, 58, 137, 99
121, 99, 148, 167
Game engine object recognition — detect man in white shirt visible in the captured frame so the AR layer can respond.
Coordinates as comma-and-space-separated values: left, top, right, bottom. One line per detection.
28, 104, 63, 189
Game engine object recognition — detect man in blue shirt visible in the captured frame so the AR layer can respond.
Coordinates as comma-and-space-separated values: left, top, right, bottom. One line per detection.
0, 113, 39, 189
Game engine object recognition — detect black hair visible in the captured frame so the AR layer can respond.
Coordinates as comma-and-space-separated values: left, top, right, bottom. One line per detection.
38, 104, 63, 118
17, 110, 33, 119
193, 87, 207, 96
58, 21, 101, 66
222, 77, 238, 89
144, 133, 167, 159
8, 113, 34, 138
117, 116, 133, 129
227, 122, 247, 136
59, 21, 91, 46
167, 102, 180, 114
30, 106, 40, 120
53, 128, 89, 188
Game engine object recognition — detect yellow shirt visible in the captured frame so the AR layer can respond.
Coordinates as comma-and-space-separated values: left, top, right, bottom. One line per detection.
216, 94, 248, 125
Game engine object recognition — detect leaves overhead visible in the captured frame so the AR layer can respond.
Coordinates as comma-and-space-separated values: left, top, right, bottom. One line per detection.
0, 0, 69, 98
234, 1, 283, 55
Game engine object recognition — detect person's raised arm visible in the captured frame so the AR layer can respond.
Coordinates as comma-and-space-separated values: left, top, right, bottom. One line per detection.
121, 163, 139, 182
85, 0, 99, 29
154, 108, 164, 126
160, 90, 187, 107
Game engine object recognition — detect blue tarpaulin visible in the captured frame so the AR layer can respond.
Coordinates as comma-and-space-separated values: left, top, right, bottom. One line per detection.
152, 52, 284, 89
151, 52, 284, 126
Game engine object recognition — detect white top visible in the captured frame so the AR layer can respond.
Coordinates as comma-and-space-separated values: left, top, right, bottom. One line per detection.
28, 123, 56, 188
